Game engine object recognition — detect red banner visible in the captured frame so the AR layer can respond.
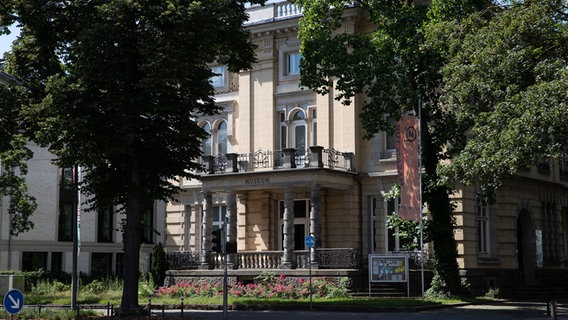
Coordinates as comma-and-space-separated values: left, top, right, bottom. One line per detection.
395, 115, 420, 221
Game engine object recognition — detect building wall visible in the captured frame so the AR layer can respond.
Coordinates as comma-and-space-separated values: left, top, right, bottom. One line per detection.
0, 142, 163, 276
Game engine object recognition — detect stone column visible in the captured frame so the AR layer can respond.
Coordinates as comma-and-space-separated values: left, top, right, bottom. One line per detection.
199, 192, 213, 269
281, 188, 295, 268
310, 185, 321, 267
226, 191, 238, 268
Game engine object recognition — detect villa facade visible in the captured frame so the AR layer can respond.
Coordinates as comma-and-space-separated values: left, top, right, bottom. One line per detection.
163, 2, 568, 296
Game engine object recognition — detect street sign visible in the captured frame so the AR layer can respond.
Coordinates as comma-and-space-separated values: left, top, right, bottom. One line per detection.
3, 289, 24, 314
305, 235, 315, 248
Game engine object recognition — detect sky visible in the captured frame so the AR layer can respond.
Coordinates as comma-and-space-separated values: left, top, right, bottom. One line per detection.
0, 26, 19, 57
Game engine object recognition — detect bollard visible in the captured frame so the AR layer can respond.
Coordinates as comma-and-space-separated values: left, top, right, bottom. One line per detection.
148, 295, 152, 320
551, 300, 557, 320
161, 304, 165, 320
181, 295, 184, 317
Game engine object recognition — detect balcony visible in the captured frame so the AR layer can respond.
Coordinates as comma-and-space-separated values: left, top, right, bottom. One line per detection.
246, 1, 303, 26
201, 146, 355, 175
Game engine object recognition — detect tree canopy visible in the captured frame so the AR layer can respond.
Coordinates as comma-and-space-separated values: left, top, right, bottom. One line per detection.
0, 77, 36, 237
1, 0, 264, 311
432, 0, 568, 200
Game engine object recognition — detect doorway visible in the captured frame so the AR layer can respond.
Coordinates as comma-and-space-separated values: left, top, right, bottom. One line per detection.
517, 210, 536, 283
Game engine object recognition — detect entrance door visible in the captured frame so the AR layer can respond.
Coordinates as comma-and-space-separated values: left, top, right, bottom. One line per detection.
517, 210, 536, 283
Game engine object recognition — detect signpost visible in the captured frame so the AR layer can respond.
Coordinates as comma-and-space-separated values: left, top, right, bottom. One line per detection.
305, 235, 315, 311
4, 289, 24, 318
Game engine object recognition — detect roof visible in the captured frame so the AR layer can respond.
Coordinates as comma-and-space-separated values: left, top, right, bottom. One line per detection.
0, 69, 21, 85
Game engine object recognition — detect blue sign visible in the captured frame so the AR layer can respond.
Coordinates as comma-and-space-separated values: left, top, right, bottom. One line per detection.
305, 235, 315, 248
3, 289, 24, 314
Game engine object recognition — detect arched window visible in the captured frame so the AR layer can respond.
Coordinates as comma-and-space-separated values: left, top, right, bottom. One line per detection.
202, 123, 212, 156
216, 121, 227, 155
291, 110, 306, 152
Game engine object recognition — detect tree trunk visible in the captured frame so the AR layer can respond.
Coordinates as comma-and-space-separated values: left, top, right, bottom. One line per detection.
421, 110, 462, 295
121, 160, 143, 313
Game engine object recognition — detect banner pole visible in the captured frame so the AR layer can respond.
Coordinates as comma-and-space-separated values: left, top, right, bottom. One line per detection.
418, 98, 424, 301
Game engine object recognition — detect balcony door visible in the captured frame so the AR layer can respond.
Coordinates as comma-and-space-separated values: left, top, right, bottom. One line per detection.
279, 199, 310, 250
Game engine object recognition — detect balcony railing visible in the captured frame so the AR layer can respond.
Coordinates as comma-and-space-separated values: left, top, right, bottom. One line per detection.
201, 146, 355, 175
168, 248, 360, 270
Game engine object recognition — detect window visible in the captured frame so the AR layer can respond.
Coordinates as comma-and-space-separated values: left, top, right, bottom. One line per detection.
370, 197, 379, 253
562, 207, 568, 260
51, 252, 63, 274
477, 197, 490, 255
91, 253, 113, 278
291, 110, 307, 152
541, 201, 559, 263
213, 205, 227, 230
216, 121, 228, 155
58, 202, 73, 241
98, 206, 114, 243
202, 122, 212, 156
386, 197, 398, 252
142, 207, 154, 244
286, 52, 302, 76
61, 167, 74, 190
381, 118, 397, 159
115, 253, 124, 278
22, 252, 47, 271
210, 65, 226, 88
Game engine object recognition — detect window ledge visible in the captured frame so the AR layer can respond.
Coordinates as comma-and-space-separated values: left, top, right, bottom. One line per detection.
477, 256, 501, 265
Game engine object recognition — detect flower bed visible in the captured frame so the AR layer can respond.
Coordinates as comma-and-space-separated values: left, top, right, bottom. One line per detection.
156, 273, 350, 299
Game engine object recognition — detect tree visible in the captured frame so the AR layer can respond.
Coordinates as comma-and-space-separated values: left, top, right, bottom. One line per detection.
431, 1, 568, 199
0, 77, 36, 237
1, 0, 264, 312
290, 0, 490, 296
151, 242, 168, 287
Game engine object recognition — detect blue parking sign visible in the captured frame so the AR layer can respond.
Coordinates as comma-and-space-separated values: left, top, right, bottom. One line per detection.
3, 289, 24, 314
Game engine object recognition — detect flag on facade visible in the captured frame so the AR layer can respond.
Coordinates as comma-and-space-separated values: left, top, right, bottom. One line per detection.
395, 114, 420, 221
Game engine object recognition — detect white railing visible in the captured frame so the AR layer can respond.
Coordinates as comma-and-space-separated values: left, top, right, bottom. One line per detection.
275, 2, 303, 19
168, 248, 360, 270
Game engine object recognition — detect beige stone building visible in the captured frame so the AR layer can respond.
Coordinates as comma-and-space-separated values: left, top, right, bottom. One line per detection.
164, 1, 568, 296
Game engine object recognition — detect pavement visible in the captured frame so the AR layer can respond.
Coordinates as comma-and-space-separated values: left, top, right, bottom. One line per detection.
146, 300, 568, 320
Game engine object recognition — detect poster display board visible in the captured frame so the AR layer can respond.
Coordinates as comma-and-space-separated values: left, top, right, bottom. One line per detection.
368, 254, 409, 297
369, 255, 408, 282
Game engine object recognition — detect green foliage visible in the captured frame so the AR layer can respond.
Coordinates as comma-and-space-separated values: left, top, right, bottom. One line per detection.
254, 271, 277, 284
0, 81, 36, 236
151, 242, 168, 287
31, 279, 71, 295
138, 274, 156, 297
431, 1, 568, 199
83, 279, 107, 294
484, 287, 501, 299
0, 308, 97, 320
